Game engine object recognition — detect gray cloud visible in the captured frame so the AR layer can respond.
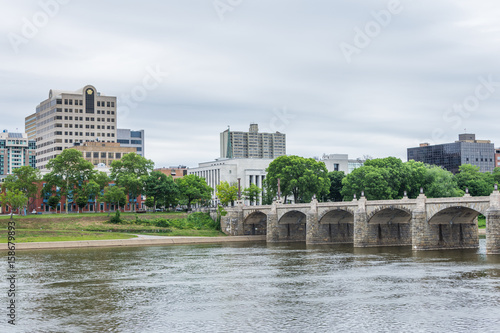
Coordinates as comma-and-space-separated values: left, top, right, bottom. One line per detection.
1, 0, 499, 168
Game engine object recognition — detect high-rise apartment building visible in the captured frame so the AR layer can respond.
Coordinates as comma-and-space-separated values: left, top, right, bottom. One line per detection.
30, 85, 117, 170
407, 133, 495, 174
117, 129, 145, 156
220, 123, 286, 159
0, 131, 36, 175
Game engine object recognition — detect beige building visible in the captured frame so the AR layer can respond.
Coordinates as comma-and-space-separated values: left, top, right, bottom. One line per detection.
220, 123, 286, 159
25, 113, 36, 141
73, 142, 136, 167
30, 84, 117, 171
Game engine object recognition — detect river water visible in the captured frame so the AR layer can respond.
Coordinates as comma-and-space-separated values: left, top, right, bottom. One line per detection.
4, 239, 500, 333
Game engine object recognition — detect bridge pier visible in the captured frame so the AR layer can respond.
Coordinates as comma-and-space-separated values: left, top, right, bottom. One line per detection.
306, 199, 323, 244
220, 202, 244, 236
266, 201, 279, 242
353, 197, 370, 247
486, 190, 500, 254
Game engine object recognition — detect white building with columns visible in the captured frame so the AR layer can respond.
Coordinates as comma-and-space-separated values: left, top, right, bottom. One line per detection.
188, 158, 273, 206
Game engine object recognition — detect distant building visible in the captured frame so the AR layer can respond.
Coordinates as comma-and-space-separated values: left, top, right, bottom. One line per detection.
117, 129, 145, 156
220, 123, 286, 159
495, 148, 500, 168
155, 166, 188, 179
319, 154, 365, 174
407, 133, 495, 174
72, 142, 136, 168
189, 158, 272, 206
0, 131, 36, 175
25, 113, 36, 141
31, 85, 117, 171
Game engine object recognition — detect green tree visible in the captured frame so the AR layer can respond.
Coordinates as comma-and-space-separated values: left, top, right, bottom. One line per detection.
424, 165, 462, 198
110, 152, 154, 212
492, 167, 500, 185
2, 166, 41, 213
341, 166, 392, 200
100, 185, 127, 217
364, 157, 407, 199
216, 181, 238, 206
45, 149, 96, 214
160, 176, 179, 210
454, 164, 494, 196
94, 171, 110, 192
85, 180, 101, 212
144, 196, 155, 210
75, 190, 88, 212
47, 195, 60, 212
265, 155, 330, 203
0, 189, 28, 220
326, 171, 345, 202
175, 174, 212, 210
261, 184, 275, 205
143, 171, 179, 210
242, 183, 262, 205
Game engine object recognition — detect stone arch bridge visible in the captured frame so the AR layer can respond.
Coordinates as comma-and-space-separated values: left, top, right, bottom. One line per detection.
221, 191, 500, 254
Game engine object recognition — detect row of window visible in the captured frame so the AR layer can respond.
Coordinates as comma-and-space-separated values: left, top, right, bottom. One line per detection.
85, 152, 123, 159
56, 116, 115, 122
63, 108, 115, 115
62, 99, 115, 107
56, 131, 115, 137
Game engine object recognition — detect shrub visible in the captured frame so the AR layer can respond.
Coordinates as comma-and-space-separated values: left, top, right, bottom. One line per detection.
110, 210, 122, 224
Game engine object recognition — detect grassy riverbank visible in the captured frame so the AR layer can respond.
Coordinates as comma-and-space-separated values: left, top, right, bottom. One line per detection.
0, 212, 224, 243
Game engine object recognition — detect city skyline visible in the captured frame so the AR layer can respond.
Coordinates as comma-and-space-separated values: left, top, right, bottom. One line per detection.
1, 1, 499, 168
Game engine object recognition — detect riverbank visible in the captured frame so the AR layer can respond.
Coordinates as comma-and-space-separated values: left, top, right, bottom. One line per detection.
4, 235, 267, 250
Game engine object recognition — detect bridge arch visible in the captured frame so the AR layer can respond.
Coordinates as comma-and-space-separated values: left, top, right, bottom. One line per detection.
278, 210, 307, 224
319, 209, 354, 224
243, 211, 267, 235
318, 209, 354, 244
426, 206, 481, 249
367, 207, 412, 224
427, 206, 484, 224
277, 210, 306, 242
366, 207, 412, 246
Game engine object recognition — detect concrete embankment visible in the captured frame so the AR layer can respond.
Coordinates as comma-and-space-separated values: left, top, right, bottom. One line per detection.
6, 235, 267, 251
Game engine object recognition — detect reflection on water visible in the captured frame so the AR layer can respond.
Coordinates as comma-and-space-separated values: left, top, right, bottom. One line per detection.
3, 240, 500, 333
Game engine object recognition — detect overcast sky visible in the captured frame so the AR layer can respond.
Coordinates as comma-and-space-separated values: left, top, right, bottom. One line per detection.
1, 0, 499, 168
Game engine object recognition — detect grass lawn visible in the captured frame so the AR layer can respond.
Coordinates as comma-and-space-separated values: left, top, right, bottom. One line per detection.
0, 211, 224, 243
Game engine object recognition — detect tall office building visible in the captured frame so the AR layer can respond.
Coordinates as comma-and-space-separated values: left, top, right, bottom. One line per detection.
407, 133, 495, 174
0, 131, 36, 175
30, 85, 117, 171
220, 123, 286, 159
117, 129, 145, 156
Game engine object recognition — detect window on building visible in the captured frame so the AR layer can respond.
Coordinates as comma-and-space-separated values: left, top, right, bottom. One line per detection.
131, 131, 142, 138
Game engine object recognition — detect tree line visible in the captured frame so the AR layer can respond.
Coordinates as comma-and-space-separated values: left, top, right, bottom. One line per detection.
260, 155, 500, 204
0, 149, 213, 215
